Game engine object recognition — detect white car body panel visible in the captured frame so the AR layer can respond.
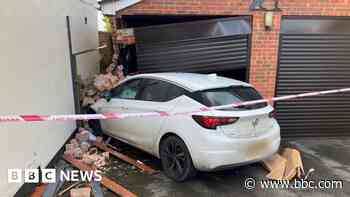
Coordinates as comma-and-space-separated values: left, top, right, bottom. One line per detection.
92, 73, 281, 171
120, 73, 252, 91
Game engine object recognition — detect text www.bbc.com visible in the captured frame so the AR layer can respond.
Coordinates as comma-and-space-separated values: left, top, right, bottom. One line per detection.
244, 178, 343, 190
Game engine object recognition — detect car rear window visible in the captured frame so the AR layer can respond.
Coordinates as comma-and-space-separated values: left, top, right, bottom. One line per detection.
191, 86, 267, 109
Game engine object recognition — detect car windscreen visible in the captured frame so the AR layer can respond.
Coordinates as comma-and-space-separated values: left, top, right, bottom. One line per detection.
190, 86, 267, 110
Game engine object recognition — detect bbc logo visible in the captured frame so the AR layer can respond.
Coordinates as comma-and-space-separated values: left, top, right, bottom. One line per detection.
8, 169, 102, 183
8, 169, 56, 183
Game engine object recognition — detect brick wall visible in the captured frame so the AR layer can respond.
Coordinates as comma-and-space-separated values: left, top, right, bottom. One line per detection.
113, 0, 350, 98
98, 31, 111, 46
106, 16, 119, 51
98, 31, 114, 71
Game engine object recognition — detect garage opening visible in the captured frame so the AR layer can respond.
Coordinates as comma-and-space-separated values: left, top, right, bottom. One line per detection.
120, 15, 251, 82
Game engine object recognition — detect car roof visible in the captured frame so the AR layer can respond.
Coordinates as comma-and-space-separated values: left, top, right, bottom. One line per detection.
125, 72, 252, 92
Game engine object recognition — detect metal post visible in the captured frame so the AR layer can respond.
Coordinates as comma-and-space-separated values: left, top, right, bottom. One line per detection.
66, 16, 82, 127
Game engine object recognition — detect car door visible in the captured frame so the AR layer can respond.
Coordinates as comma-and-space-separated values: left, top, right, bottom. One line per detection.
99, 78, 143, 142
119, 78, 187, 153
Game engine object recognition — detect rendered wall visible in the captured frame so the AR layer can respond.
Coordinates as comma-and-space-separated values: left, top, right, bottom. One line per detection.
0, 1, 99, 196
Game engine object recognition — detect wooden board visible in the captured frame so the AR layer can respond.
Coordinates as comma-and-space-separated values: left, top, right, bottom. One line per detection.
92, 141, 157, 174
63, 155, 138, 197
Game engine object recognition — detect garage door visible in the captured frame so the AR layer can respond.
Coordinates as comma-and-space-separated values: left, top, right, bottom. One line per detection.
134, 17, 251, 73
276, 17, 350, 137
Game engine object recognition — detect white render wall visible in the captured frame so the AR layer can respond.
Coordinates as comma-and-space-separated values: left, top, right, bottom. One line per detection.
0, 1, 99, 196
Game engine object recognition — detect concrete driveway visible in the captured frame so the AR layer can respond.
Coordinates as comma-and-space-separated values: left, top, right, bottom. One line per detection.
104, 138, 350, 197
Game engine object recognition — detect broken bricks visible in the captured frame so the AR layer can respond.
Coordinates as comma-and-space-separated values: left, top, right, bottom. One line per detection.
82, 150, 109, 169
80, 142, 91, 153
80, 62, 125, 108
64, 128, 109, 168
76, 129, 90, 142
70, 187, 91, 197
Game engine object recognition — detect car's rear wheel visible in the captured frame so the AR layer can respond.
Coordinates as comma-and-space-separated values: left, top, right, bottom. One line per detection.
160, 135, 197, 182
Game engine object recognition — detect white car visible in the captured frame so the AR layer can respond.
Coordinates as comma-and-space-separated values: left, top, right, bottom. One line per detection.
91, 73, 280, 181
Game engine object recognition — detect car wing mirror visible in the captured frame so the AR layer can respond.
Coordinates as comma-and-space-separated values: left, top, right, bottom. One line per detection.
101, 92, 112, 102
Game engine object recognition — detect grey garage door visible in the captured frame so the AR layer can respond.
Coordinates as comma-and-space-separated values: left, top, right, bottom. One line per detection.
276, 17, 350, 137
134, 17, 251, 73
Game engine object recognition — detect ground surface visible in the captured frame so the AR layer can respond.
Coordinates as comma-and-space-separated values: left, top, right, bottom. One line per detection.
100, 138, 350, 197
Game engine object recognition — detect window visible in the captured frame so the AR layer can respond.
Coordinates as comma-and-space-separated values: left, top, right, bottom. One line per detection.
111, 79, 142, 100
166, 83, 187, 101
138, 79, 186, 102
191, 86, 267, 109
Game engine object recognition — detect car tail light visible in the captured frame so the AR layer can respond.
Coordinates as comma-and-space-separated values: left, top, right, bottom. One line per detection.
192, 115, 239, 129
269, 110, 276, 118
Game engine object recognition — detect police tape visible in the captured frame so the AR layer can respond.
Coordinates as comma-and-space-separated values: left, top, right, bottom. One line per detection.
1, 87, 350, 123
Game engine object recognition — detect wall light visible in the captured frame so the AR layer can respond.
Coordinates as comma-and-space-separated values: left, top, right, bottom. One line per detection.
264, 11, 274, 31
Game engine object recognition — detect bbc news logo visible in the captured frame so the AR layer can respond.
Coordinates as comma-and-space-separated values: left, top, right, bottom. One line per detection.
8, 169, 102, 183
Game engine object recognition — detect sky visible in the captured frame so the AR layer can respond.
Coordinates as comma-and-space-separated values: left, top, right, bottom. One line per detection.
98, 11, 106, 31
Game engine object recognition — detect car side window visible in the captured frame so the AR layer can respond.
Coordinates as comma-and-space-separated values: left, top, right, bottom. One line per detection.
111, 79, 142, 100
166, 83, 187, 101
138, 79, 186, 102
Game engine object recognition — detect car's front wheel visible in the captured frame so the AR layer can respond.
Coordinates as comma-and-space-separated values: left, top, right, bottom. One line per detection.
160, 135, 197, 182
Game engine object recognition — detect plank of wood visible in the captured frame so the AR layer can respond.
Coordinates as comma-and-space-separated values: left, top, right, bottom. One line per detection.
31, 184, 48, 197
92, 141, 157, 175
57, 182, 81, 196
63, 154, 138, 197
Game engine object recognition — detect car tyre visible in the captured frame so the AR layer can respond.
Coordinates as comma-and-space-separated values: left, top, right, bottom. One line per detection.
160, 135, 197, 182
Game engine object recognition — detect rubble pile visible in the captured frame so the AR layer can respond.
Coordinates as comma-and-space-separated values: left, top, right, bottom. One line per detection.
80, 64, 125, 108
64, 128, 109, 169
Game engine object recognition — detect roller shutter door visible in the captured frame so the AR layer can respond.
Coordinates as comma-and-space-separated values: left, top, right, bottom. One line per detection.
134, 17, 251, 73
276, 17, 350, 137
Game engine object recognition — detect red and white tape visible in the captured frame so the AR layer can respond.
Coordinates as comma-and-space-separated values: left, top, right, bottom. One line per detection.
1, 88, 350, 123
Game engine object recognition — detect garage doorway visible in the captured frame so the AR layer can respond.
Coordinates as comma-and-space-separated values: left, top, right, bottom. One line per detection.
121, 15, 251, 82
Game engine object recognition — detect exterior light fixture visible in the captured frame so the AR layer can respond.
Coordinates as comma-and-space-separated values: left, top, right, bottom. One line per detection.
264, 11, 274, 30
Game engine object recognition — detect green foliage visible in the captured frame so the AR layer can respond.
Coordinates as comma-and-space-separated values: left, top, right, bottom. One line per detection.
103, 16, 113, 32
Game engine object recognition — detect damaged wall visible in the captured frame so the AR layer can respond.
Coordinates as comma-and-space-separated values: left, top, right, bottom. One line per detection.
0, 0, 99, 196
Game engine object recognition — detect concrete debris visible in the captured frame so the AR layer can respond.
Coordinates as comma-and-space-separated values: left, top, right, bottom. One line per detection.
70, 187, 91, 197
73, 148, 83, 159
76, 128, 90, 142
64, 128, 109, 169
262, 148, 304, 180
80, 142, 91, 153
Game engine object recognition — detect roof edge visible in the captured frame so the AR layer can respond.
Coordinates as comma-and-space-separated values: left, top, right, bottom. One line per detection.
100, 0, 142, 15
